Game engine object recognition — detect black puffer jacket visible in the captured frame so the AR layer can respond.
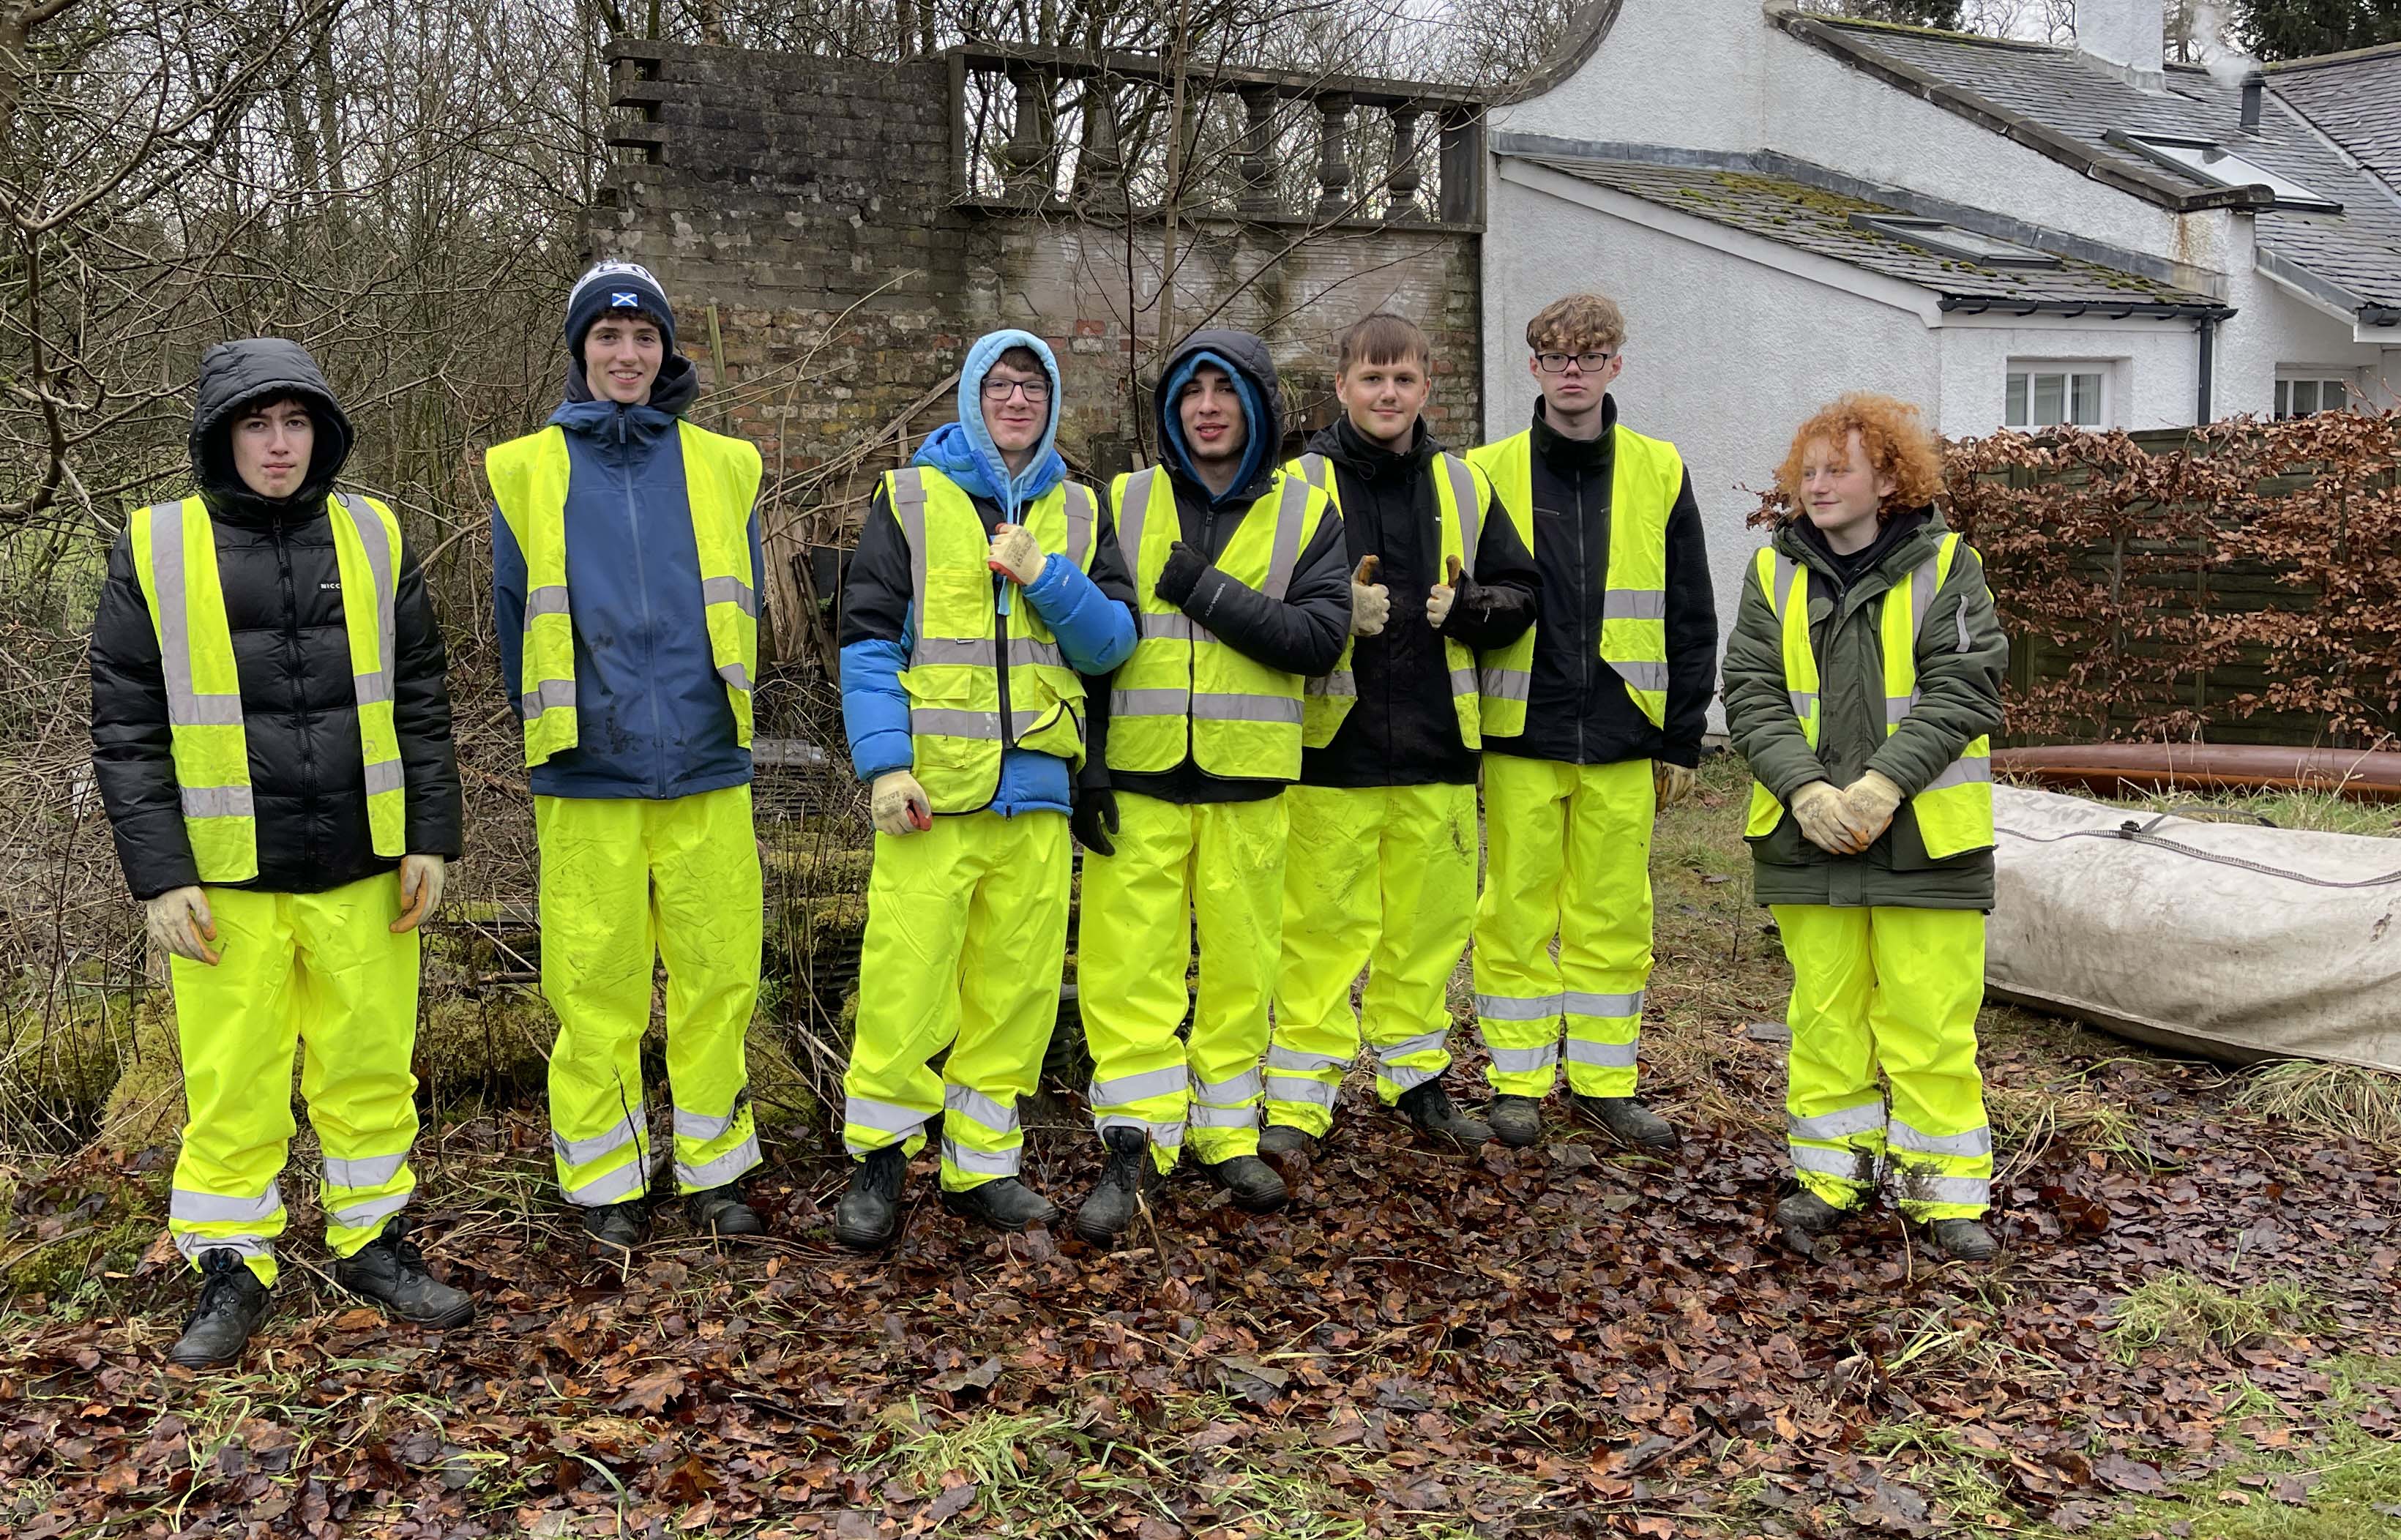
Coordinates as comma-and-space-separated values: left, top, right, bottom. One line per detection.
89, 338, 463, 900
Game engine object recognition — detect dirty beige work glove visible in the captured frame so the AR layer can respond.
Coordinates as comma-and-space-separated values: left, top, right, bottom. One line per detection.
872, 769, 933, 836
1653, 760, 1697, 810
1839, 770, 1905, 846
392, 853, 447, 934
1350, 555, 1389, 638
146, 885, 220, 965
1427, 555, 1465, 630
988, 524, 1045, 586
1789, 780, 1868, 856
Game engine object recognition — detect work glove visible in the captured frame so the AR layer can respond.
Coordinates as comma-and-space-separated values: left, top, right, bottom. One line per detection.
1427, 554, 1468, 630
988, 524, 1045, 586
1838, 770, 1905, 846
145, 886, 220, 966
1790, 780, 1868, 856
1071, 786, 1120, 857
391, 854, 447, 934
1156, 541, 1209, 607
1653, 760, 1697, 810
871, 770, 933, 836
1349, 555, 1389, 638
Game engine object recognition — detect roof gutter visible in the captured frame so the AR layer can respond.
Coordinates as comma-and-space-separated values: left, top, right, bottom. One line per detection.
1937, 296, 2236, 320
2363, 307, 2401, 327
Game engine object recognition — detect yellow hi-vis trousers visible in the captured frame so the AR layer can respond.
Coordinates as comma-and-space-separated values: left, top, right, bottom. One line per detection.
1266, 782, 1476, 1135
843, 810, 1069, 1192
1474, 755, 1657, 1099
1771, 904, 1992, 1220
538, 784, 763, 1206
166, 874, 422, 1287
1078, 792, 1286, 1173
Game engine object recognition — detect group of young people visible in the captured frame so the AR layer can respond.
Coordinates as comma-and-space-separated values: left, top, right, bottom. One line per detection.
88, 258, 2004, 1373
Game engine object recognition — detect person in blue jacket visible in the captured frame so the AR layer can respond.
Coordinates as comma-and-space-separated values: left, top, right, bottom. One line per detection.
488, 261, 772, 1255
830, 329, 1138, 1249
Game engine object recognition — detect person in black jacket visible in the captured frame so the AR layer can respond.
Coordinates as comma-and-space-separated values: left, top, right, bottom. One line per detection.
1261, 314, 1539, 1155
89, 339, 468, 1369
1069, 329, 1351, 1244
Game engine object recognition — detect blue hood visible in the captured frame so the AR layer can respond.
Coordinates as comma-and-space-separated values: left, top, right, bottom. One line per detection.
911, 329, 1066, 523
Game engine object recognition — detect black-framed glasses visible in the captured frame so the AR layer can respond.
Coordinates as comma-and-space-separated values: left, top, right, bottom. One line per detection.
981, 378, 1051, 403
1535, 351, 1616, 374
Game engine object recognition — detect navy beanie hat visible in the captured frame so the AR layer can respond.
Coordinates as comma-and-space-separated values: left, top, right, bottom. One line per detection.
566, 260, 677, 357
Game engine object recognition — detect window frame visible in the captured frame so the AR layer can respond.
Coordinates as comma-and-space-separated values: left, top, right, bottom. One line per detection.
2004, 360, 2115, 430
2273, 369, 2356, 419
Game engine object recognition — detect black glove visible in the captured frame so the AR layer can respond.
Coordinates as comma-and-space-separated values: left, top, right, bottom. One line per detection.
1071, 786, 1120, 856
1155, 541, 1209, 607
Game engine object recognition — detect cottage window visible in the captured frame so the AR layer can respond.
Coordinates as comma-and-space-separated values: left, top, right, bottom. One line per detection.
2274, 374, 2351, 419
2005, 366, 2107, 429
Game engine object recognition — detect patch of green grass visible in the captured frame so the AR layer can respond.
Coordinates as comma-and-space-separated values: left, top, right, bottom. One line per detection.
2097, 785, 2401, 840
2106, 1271, 2332, 1365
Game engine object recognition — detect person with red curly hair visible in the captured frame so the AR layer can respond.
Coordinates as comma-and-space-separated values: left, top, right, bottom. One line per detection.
1722, 393, 2006, 1264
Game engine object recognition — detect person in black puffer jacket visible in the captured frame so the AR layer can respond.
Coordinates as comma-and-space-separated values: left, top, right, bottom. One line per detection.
88, 337, 469, 1370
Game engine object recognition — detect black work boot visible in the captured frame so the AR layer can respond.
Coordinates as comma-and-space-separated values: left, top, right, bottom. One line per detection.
1201, 1154, 1289, 1214
1258, 1123, 1318, 1156
167, 1248, 272, 1369
1774, 1182, 1849, 1262
687, 1183, 766, 1239
1574, 1094, 1682, 1153
1487, 1094, 1544, 1149
336, 1217, 476, 1328
579, 1198, 648, 1257
833, 1145, 908, 1251
1395, 1081, 1494, 1145
1920, 1216, 1998, 1263
940, 1176, 1060, 1234
1072, 1128, 1157, 1245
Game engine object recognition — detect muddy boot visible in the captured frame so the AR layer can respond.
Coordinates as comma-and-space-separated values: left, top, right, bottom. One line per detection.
1258, 1123, 1318, 1156
166, 1249, 272, 1370
1574, 1094, 1681, 1153
335, 1217, 475, 1328
1074, 1128, 1158, 1245
1487, 1094, 1544, 1149
1395, 1081, 1493, 1145
687, 1183, 766, 1239
579, 1198, 649, 1257
1202, 1154, 1288, 1214
1774, 1182, 1849, 1261
1921, 1216, 1998, 1263
832, 1145, 907, 1251
940, 1177, 1060, 1234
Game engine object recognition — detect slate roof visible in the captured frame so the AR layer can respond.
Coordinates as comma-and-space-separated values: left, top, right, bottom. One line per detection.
2271, 42, 2401, 195
1777, 15, 2401, 318
1515, 154, 2222, 313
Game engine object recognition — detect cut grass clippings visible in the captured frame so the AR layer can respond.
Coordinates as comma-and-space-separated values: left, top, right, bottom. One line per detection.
2231, 1058, 2401, 1150
2107, 1270, 2334, 1365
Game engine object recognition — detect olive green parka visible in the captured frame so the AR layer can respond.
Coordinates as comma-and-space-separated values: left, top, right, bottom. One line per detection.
1722, 507, 2007, 910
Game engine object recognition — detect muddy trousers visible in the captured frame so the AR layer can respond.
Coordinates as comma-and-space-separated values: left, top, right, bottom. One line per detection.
538, 785, 763, 1207
166, 874, 422, 1287
1266, 782, 1477, 1135
1077, 792, 1287, 1173
1474, 755, 1656, 1100
1771, 904, 1992, 1220
842, 810, 1069, 1192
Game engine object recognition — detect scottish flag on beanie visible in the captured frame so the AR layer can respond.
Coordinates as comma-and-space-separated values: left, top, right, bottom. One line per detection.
565, 260, 677, 354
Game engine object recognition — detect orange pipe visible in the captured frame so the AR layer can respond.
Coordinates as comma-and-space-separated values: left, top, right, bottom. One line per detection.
1992, 744, 2401, 804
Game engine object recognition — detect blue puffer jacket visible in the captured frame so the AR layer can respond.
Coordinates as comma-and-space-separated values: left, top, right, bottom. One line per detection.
493, 365, 766, 800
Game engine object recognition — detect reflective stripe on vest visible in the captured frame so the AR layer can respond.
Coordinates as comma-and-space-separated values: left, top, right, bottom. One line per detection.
1464, 423, 1681, 736
1742, 535, 1995, 856
485, 419, 762, 768
130, 493, 406, 883
883, 467, 1097, 811
1105, 464, 1327, 780
1293, 449, 1487, 751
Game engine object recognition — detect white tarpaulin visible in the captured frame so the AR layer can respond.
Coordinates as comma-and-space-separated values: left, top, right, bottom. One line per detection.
1988, 785, 2401, 1072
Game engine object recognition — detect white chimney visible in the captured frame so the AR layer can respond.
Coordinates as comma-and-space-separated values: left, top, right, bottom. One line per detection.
2077, 0, 2167, 91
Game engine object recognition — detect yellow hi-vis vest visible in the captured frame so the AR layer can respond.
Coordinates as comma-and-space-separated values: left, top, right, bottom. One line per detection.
1105, 464, 1332, 781
1464, 423, 1681, 737
1288, 450, 1489, 751
1742, 534, 1995, 859
485, 420, 763, 768
881, 466, 1099, 811
129, 493, 406, 883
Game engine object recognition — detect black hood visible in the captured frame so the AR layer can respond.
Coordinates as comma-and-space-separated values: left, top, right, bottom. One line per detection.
1157, 327, 1285, 505
188, 338, 355, 526
1307, 414, 1438, 482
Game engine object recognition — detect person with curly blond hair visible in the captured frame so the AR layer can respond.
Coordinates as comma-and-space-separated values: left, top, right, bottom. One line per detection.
1721, 392, 2006, 1264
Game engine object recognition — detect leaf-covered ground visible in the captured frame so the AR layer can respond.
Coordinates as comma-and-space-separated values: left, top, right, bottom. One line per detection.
6, 760, 2399, 1538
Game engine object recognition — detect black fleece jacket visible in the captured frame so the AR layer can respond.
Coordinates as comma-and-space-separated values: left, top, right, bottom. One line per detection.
1479, 396, 1719, 769
89, 339, 462, 900
1299, 418, 1539, 788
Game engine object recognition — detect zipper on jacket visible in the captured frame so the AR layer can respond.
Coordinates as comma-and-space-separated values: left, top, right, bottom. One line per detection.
274, 512, 318, 877
1573, 470, 1591, 763
619, 406, 668, 799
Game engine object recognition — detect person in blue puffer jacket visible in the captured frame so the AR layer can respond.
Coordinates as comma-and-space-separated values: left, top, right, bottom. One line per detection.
830, 329, 1138, 1250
